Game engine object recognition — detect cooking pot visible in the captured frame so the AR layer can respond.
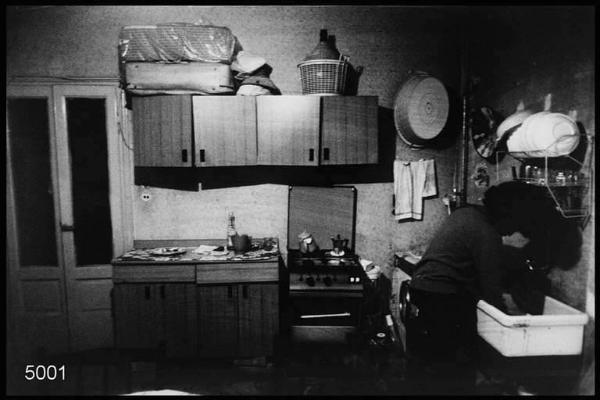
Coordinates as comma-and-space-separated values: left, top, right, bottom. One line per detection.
331, 234, 349, 253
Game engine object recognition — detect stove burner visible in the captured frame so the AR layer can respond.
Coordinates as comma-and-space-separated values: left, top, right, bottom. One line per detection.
288, 250, 366, 293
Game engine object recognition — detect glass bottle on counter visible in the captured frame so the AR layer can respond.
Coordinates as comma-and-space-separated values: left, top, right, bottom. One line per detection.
226, 212, 237, 251
385, 314, 403, 352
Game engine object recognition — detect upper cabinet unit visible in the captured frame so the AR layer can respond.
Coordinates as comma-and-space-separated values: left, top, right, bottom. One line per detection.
193, 96, 257, 167
256, 96, 321, 166
321, 96, 378, 165
132, 95, 193, 167
256, 96, 378, 166
131, 95, 378, 168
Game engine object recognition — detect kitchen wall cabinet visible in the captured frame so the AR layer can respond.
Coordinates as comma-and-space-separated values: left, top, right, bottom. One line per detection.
256, 96, 378, 166
256, 96, 321, 166
132, 95, 378, 167
132, 95, 193, 167
321, 96, 378, 165
193, 96, 257, 166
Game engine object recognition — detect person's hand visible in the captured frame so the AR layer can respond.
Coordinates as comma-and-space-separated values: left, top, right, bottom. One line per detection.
502, 231, 530, 249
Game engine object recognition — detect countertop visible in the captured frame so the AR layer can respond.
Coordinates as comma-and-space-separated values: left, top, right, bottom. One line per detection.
112, 238, 280, 266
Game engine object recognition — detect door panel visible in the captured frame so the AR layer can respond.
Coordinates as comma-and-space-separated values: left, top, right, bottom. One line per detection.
7, 83, 132, 360
65, 97, 113, 265
6, 87, 70, 359
197, 285, 238, 358
256, 96, 320, 165
7, 97, 59, 266
53, 85, 125, 352
321, 96, 378, 165
113, 284, 139, 348
113, 283, 162, 349
138, 284, 165, 349
163, 284, 197, 357
132, 95, 192, 167
193, 96, 257, 166
238, 283, 279, 358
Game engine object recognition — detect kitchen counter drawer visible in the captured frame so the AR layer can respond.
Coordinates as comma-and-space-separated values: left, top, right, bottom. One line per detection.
113, 264, 196, 283
196, 261, 279, 284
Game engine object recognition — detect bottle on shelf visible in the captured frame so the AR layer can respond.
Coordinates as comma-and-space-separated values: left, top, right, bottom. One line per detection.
303, 29, 340, 61
384, 314, 403, 353
226, 212, 237, 251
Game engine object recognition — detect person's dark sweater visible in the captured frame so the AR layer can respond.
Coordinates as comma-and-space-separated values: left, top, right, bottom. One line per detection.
410, 205, 507, 311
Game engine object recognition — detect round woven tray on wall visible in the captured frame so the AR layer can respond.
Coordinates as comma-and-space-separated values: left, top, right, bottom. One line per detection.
394, 72, 449, 147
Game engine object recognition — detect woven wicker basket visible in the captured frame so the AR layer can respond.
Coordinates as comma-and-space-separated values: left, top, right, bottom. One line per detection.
298, 59, 348, 95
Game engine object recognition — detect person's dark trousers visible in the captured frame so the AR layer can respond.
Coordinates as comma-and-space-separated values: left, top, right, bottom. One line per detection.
404, 287, 478, 395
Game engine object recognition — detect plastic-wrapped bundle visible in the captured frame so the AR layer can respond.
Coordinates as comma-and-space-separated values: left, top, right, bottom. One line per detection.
124, 62, 234, 95
119, 23, 238, 63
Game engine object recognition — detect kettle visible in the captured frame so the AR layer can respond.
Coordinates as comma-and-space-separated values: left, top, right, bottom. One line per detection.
299, 231, 319, 255
331, 234, 349, 254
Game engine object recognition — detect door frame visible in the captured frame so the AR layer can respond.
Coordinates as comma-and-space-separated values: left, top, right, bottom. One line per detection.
6, 84, 68, 358
6, 80, 134, 353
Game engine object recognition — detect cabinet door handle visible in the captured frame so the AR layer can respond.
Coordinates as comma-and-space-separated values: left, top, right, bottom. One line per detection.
144, 286, 150, 300
242, 285, 248, 299
227, 285, 233, 298
160, 285, 165, 299
309, 148, 314, 162
60, 224, 75, 232
323, 147, 330, 161
199, 149, 205, 163
181, 149, 188, 163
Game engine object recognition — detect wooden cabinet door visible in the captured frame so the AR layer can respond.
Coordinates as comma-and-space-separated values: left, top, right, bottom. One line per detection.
196, 284, 238, 358
113, 284, 163, 349
321, 96, 378, 165
256, 96, 320, 165
162, 283, 197, 358
237, 283, 279, 358
132, 95, 193, 167
193, 96, 257, 166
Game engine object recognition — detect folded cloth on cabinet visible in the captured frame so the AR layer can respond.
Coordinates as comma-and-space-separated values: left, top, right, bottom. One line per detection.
393, 159, 437, 221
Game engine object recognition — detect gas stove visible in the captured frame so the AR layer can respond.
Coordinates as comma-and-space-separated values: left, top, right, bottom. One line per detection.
286, 186, 365, 343
288, 250, 366, 295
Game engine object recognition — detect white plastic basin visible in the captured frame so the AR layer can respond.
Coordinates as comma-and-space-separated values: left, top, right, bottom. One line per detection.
477, 295, 589, 357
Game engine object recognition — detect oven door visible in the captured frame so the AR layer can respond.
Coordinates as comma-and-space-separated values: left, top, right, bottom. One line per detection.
289, 294, 362, 343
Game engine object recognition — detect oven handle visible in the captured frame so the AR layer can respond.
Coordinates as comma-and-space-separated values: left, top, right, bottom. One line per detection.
300, 312, 351, 319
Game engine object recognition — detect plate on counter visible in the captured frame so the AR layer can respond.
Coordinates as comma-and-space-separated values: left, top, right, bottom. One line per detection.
148, 247, 186, 257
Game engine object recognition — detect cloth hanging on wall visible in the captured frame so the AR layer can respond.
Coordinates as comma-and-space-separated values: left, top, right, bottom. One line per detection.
393, 159, 437, 221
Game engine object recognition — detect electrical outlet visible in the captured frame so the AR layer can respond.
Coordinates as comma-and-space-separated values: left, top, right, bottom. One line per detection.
141, 191, 151, 201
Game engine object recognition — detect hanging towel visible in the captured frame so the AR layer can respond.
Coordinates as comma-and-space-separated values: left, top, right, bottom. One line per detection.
393, 159, 437, 221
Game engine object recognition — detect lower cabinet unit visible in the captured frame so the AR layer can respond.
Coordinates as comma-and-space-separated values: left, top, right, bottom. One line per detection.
196, 282, 279, 359
196, 284, 238, 358
237, 283, 279, 358
113, 283, 197, 358
112, 258, 281, 359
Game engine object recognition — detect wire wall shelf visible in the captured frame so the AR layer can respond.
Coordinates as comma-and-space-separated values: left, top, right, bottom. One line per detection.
494, 133, 594, 227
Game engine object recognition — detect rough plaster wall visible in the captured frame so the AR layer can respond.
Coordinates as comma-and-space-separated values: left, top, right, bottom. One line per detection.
133, 184, 289, 249
6, 5, 464, 274
7, 5, 463, 105
465, 5, 594, 311
465, 7, 594, 393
